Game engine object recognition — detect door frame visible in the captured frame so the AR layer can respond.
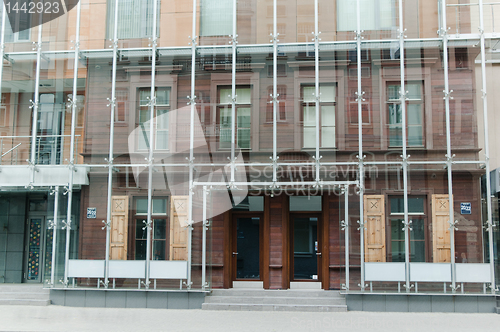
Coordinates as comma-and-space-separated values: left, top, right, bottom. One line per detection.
230, 212, 264, 284
288, 212, 323, 283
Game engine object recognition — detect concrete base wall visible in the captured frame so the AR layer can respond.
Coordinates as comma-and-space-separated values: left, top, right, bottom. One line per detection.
346, 294, 497, 313
50, 289, 206, 309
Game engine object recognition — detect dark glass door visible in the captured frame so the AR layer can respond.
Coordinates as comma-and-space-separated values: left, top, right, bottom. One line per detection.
292, 216, 320, 280
233, 217, 261, 280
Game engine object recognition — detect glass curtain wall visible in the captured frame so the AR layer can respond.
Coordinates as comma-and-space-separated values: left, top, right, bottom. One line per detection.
0, 0, 496, 293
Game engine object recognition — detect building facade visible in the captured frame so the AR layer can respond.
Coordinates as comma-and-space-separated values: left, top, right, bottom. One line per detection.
0, 0, 499, 309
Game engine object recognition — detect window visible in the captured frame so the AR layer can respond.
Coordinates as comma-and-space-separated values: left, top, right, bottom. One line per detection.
200, 0, 233, 36
134, 198, 168, 260
387, 83, 423, 147
218, 86, 251, 149
389, 197, 426, 262
0, 6, 30, 42
337, 0, 395, 31
137, 87, 170, 150
106, 0, 160, 39
301, 85, 336, 148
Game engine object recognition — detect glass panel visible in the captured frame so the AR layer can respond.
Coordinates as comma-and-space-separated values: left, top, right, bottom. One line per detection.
233, 196, 264, 211
289, 196, 322, 211
321, 127, 335, 148
391, 219, 405, 262
236, 217, 260, 279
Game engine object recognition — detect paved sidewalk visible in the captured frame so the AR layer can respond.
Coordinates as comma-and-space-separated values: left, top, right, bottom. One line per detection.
0, 305, 498, 332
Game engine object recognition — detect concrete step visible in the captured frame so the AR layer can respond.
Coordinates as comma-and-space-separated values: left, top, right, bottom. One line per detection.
205, 296, 345, 305
0, 299, 51, 306
0, 292, 51, 300
202, 303, 347, 312
210, 289, 343, 298
0, 285, 49, 293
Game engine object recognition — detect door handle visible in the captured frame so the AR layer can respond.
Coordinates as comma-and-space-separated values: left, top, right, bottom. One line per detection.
232, 252, 238, 256
316, 252, 322, 256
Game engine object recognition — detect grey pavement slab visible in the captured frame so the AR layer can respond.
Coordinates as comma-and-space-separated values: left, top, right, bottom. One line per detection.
0, 305, 499, 332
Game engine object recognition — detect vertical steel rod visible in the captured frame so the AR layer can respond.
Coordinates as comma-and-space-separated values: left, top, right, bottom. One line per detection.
230, 0, 237, 183
104, 0, 120, 287
202, 186, 207, 289
398, 0, 411, 293
51, 186, 59, 286
30, 17, 43, 178
314, 0, 320, 182
441, 0, 457, 293
356, 0, 366, 292
344, 185, 349, 291
272, 0, 278, 184
186, 0, 198, 290
478, 0, 496, 294
145, 0, 159, 290
63, 0, 82, 287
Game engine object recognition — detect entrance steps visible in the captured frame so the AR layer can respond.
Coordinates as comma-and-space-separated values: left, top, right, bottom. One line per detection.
202, 289, 347, 312
0, 284, 51, 306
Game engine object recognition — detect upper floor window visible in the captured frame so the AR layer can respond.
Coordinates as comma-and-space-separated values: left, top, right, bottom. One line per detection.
217, 86, 251, 149
301, 85, 336, 149
0, 6, 30, 42
337, 0, 395, 32
137, 87, 170, 150
106, 0, 160, 39
387, 83, 423, 147
200, 0, 233, 36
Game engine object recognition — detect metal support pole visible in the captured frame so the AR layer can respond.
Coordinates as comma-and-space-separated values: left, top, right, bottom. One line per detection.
185, 0, 198, 290
0, 9, 6, 123
144, 0, 159, 290
356, 0, 366, 292
202, 186, 208, 290
230, 0, 237, 184
29, 16, 43, 180
397, 0, 412, 293
440, 0, 458, 293
103, 0, 120, 288
63, 0, 82, 288
341, 185, 350, 291
50, 186, 59, 286
314, 0, 321, 184
478, 0, 496, 294
271, 0, 278, 186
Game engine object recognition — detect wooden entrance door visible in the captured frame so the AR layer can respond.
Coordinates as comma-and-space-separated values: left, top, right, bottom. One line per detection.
290, 213, 322, 282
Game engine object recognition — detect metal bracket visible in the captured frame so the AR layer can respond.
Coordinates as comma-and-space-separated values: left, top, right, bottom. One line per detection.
229, 34, 238, 45
29, 99, 39, 110
269, 33, 280, 43
141, 280, 151, 289
358, 283, 368, 290
32, 41, 42, 52
402, 219, 413, 232
481, 89, 487, 100
397, 28, 407, 39
106, 97, 116, 108
47, 220, 56, 230
62, 219, 72, 230
357, 220, 366, 231
188, 35, 198, 47
62, 185, 71, 196
187, 95, 197, 106
60, 279, 69, 287
311, 31, 322, 42
354, 30, 364, 41
183, 281, 193, 289
403, 283, 414, 291
448, 219, 458, 231
400, 154, 411, 163
146, 96, 157, 107
450, 284, 461, 292
27, 159, 39, 172
100, 279, 109, 289
437, 27, 451, 38
483, 221, 496, 232
148, 37, 158, 48
340, 220, 349, 231
341, 283, 349, 291
488, 284, 499, 291
109, 39, 118, 49
355, 91, 365, 102
443, 89, 454, 100
269, 93, 280, 104
142, 219, 152, 231
70, 40, 80, 50
102, 220, 111, 231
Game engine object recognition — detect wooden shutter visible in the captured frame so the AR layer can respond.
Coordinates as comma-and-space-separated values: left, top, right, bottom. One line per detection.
432, 194, 452, 263
110, 196, 129, 260
169, 196, 189, 261
364, 195, 386, 262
